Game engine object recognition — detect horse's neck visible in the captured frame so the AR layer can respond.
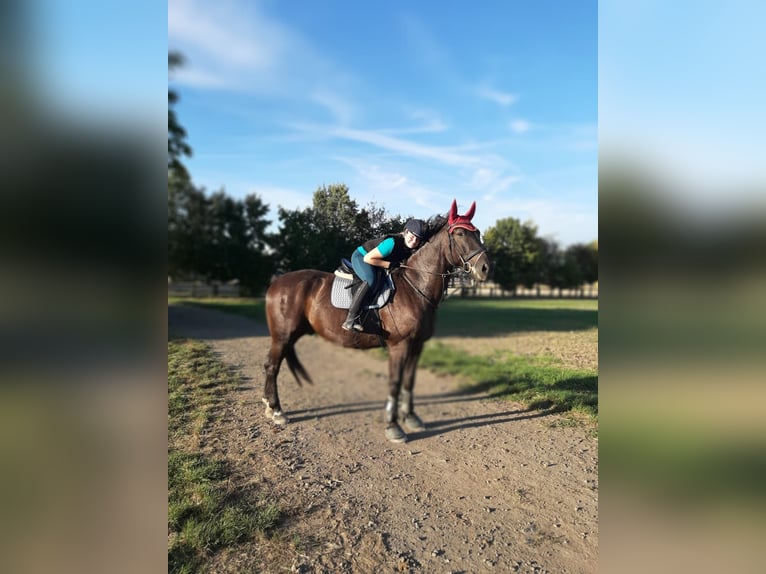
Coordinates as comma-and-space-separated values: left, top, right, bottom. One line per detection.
404, 228, 452, 302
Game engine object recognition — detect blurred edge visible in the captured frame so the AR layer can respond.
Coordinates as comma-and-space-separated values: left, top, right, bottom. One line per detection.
0, 1, 166, 573
600, 1, 766, 573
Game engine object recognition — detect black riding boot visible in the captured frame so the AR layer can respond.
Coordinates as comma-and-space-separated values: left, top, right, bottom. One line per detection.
342, 283, 370, 332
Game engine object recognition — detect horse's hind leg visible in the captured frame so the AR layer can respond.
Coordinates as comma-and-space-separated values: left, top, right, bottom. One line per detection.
263, 340, 289, 425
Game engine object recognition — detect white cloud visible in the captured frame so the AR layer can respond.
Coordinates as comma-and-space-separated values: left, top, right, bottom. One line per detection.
477, 85, 518, 106
396, 109, 449, 134
510, 119, 530, 134
330, 126, 482, 167
309, 89, 356, 126
169, 0, 287, 72
169, 0, 335, 94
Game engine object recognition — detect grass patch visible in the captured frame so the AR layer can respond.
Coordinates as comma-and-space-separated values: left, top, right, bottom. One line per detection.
168, 296, 597, 337
601, 424, 766, 510
167, 297, 598, 422
420, 341, 598, 421
435, 297, 598, 336
168, 339, 280, 573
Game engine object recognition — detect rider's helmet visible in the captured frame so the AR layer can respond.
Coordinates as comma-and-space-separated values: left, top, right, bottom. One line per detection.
404, 218, 427, 240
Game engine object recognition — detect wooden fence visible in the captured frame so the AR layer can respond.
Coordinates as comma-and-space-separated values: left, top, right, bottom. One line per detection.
168, 279, 598, 299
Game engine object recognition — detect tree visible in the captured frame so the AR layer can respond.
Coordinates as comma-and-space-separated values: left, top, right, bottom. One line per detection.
539, 237, 567, 297
483, 218, 542, 294
565, 242, 598, 296
168, 176, 210, 281
205, 190, 274, 294
168, 51, 191, 181
168, 178, 274, 293
360, 201, 407, 238
273, 184, 404, 273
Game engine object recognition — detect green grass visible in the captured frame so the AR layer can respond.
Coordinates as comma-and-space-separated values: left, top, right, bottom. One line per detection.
168, 297, 599, 422
168, 339, 280, 574
435, 297, 598, 336
169, 296, 597, 336
601, 424, 766, 510
420, 341, 598, 421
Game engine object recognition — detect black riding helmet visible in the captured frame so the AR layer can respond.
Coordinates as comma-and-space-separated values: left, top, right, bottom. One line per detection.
404, 218, 427, 239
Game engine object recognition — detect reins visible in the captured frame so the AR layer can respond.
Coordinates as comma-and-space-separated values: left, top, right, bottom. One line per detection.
396, 224, 486, 306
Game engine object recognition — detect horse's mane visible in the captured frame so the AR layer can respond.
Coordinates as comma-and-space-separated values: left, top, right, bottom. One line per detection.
424, 214, 448, 240
403, 213, 448, 267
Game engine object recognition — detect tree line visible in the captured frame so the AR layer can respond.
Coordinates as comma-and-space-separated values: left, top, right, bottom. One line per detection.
168, 52, 597, 296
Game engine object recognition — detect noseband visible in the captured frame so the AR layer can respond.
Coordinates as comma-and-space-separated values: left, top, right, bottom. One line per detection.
447, 225, 487, 273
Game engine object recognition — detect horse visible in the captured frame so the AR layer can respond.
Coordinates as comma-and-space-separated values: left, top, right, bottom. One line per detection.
262, 199, 491, 442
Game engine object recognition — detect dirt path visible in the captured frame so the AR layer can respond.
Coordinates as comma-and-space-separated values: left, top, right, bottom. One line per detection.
169, 305, 598, 573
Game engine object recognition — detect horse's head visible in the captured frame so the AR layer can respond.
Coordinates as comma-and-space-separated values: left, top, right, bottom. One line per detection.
446, 199, 491, 281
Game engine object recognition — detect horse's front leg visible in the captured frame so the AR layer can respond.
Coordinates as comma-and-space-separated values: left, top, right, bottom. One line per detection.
399, 339, 426, 433
384, 344, 408, 443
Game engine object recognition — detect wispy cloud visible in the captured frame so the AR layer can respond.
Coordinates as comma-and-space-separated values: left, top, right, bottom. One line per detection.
169, 0, 288, 82
477, 85, 518, 106
510, 119, 531, 134
382, 109, 449, 135
250, 184, 313, 212
330, 126, 482, 167
169, 0, 342, 95
309, 89, 356, 126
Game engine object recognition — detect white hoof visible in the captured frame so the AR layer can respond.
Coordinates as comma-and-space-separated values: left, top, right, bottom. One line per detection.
401, 413, 426, 433
385, 424, 408, 443
262, 398, 289, 425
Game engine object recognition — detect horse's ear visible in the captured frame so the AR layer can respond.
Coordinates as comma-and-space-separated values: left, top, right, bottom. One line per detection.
448, 199, 458, 224
464, 201, 476, 221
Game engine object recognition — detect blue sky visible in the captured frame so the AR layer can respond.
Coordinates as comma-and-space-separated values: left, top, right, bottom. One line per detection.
169, 0, 597, 246
600, 0, 766, 218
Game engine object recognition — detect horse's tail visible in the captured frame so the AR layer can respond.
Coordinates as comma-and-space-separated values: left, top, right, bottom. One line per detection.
285, 345, 313, 387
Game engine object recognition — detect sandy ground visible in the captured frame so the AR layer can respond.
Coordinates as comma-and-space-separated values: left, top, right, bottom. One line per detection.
168, 304, 598, 573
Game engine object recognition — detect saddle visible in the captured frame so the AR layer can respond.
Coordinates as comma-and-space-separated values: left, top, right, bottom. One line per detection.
330, 259, 395, 310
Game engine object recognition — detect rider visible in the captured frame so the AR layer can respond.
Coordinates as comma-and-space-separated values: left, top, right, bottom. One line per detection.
342, 218, 427, 331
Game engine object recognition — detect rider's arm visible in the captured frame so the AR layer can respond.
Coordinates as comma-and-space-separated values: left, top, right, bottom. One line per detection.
363, 237, 396, 269
363, 247, 396, 269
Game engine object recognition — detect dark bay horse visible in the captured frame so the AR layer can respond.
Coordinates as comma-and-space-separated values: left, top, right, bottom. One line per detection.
262, 199, 491, 442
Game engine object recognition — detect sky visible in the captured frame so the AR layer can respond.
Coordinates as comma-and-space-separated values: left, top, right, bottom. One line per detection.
168, 0, 598, 247
599, 0, 766, 219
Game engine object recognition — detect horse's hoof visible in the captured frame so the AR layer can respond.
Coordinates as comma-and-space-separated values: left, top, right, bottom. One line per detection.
385, 424, 408, 443
272, 412, 289, 425
262, 398, 289, 425
401, 413, 426, 433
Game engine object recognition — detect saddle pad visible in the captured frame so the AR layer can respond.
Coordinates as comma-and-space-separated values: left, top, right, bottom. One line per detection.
330, 275, 394, 309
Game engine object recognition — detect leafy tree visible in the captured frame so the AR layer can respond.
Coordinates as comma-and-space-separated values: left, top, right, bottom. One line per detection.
273, 206, 321, 273
169, 184, 274, 293
565, 242, 598, 296
205, 190, 274, 294
539, 237, 567, 297
273, 184, 405, 273
168, 51, 191, 181
483, 218, 542, 294
360, 201, 407, 238
168, 176, 210, 281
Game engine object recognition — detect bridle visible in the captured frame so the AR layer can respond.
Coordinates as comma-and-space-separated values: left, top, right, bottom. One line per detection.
446, 224, 487, 273
397, 223, 487, 307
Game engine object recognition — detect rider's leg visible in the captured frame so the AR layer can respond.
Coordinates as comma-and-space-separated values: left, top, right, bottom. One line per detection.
343, 249, 377, 331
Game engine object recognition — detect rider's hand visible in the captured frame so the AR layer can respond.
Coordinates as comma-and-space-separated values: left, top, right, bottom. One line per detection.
388, 261, 400, 271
